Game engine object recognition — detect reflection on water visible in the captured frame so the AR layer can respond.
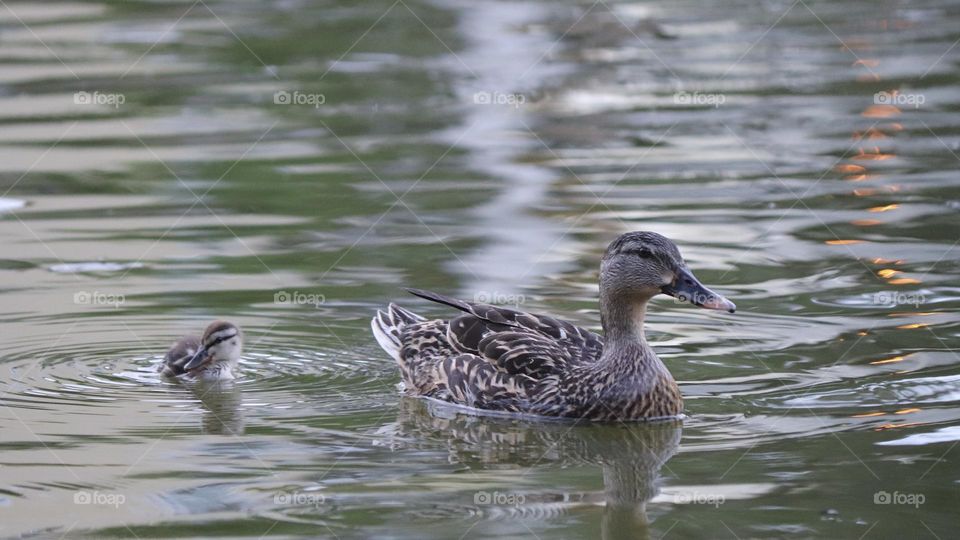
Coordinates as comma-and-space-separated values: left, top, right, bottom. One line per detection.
190, 381, 245, 436
380, 400, 682, 540
0, 0, 959, 537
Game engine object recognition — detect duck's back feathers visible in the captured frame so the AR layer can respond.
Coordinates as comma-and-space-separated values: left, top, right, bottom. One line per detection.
476, 330, 575, 378
160, 335, 201, 377
371, 289, 616, 415
406, 288, 604, 369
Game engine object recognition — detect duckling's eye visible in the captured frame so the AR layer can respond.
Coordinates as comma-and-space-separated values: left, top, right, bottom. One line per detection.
631, 247, 653, 258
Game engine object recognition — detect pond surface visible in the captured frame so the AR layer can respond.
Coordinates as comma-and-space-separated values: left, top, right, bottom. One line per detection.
1, 0, 959, 538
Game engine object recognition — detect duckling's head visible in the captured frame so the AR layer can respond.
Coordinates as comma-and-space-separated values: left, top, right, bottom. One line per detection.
601, 231, 735, 313
183, 320, 243, 373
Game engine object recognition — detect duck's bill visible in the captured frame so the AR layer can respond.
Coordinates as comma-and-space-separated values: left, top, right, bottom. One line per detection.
661, 267, 736, 313
183, 346, 209, 371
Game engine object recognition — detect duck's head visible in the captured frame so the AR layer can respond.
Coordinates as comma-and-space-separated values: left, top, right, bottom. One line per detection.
601, 231, 735, 313
183, 320, 243, 372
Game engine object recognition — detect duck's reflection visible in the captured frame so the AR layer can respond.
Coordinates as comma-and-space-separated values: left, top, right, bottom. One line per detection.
188, 380, 245, 435
380, 399, 681, 540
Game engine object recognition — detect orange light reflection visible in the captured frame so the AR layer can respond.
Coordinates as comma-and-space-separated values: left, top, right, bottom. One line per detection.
875, 422, 923, 431
852, 147, 896, 161
862, 105, 900, 118
826, 239, 865, 245
871, 355, 905, 365
835, 164, 866, 174
897, 323, 928, 329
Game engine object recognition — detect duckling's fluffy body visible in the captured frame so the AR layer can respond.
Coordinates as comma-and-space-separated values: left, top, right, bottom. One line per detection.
160, 321, 243, 381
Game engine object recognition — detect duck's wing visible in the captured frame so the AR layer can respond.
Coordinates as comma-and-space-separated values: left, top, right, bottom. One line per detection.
393, 319, 534, 411
434, 353, 536, 412
406, 289, 604, 375
160, 335, 201, 377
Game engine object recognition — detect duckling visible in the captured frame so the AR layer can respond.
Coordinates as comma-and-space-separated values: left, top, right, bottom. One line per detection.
159, 321, 243, 381
371, 231, 735, 421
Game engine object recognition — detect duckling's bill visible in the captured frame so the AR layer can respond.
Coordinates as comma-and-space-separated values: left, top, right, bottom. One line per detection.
660, 266, 736, 313
182, 346, 210, 371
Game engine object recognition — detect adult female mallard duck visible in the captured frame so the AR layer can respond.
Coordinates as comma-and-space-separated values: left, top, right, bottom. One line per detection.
371, 231, 735, 421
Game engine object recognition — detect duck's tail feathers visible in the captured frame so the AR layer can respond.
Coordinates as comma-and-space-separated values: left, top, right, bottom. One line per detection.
405, 288, 474, 313
371, 303, 425, 360
405, 287, 521, 328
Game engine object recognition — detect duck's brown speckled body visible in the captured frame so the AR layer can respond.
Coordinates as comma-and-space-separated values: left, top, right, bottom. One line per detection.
372, 231, 735, 422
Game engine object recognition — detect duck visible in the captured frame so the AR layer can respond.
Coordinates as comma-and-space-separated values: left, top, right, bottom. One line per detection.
371, 231, 735, 421
159, 321, 243, 381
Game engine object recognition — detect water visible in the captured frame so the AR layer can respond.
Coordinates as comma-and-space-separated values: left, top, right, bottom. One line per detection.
1, 0, 959, 537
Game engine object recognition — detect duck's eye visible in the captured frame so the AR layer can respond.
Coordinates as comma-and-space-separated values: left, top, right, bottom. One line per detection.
632, 247, 653, 258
